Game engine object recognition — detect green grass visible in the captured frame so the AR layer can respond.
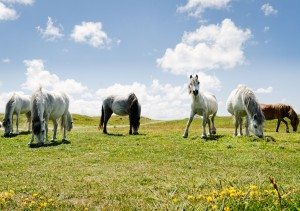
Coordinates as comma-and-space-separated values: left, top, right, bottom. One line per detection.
0, 114, 299, 210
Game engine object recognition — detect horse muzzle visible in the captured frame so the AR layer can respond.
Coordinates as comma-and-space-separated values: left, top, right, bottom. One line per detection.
193, 90, 198, 96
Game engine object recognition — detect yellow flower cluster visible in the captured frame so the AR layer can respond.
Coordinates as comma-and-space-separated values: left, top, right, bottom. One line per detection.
21, 193, 55, 209
0, 190, 15, 205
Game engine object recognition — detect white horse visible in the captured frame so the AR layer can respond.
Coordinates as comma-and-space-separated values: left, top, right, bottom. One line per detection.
2, 93, 31, 137
99, 93, 141, 135
183, 75, 218, 138
29, 88, 73, 146
226, 85, 265, 138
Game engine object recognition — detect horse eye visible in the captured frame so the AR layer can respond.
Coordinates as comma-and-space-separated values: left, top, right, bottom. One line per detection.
197, 82, 200, 85
254, 125, 257, 129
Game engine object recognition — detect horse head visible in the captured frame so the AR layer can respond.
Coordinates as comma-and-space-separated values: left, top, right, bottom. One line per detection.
250, 113, 264, 138
2, 118, 12, 137
32, 118, 45, 144
189, 75, 200, 96
289, 107, 299, 132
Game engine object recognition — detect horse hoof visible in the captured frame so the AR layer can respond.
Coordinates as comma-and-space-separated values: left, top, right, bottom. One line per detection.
133, 132, 139, 135
212, 131, 216, 135
182, 134, 188, 138
201, 135, 207, 139
50, 139, 57, 142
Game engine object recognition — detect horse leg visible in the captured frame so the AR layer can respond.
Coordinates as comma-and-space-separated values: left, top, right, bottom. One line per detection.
62, 115, 68, 142
45, 118, 49, 144
26, 112, 31, 132
211, 113, 217, 135
16, 113, 20, 134
276, 119, 281, 132
234, 115, 239, 136
245, 116, 250, 136
282, 119, 289, 133
201, 114, 208, 139
182, 111, 195, 138
51, 119, 58, 142
207, 118, 212, 136
103, 109, 113, 134
239, 117, 243, 136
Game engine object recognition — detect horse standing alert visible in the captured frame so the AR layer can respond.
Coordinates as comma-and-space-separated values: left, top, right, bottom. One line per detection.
183, 75, 218, 139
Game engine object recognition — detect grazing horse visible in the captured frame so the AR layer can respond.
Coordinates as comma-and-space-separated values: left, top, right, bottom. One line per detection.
29, 88, 73, 146
261, 103, 299, 133
99, 93, 141, 135
183, 75, 218, 139
226, 85, 265, 138
2, 93, 31, 137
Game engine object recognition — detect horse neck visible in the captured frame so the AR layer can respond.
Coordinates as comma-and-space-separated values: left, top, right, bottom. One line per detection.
287, 108, 297, 121
4, 99, 15, 121
32, 96, 44, 121
192, 91, 205, 103
243, 94, 261, 118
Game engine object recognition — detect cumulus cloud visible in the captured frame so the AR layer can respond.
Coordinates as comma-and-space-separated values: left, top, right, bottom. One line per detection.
261, 3, 278, 16
0, 2, 18, 20
36, 17, 64, 41
0, 0, 34, 5
22, 59, 88, 95
255, 86, 273, 94
70, 21, 112, 48
157, 19, 251, 75
0, 0, 34, 21
177, 0, 230, 17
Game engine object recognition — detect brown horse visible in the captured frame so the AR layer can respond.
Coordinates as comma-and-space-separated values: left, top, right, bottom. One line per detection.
260, 103, 299, 133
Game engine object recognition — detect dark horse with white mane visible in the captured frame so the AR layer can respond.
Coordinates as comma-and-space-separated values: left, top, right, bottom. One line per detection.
261, 103, 299, 133
99, 93, 141, 135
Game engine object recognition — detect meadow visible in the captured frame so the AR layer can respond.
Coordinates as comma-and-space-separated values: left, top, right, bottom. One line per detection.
0, 114, 299, 210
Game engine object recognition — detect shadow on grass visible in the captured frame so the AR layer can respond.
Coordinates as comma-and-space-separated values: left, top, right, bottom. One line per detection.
3, 131, 31, 138
190, 134, 225, 141
106, 133, 147, 137
29, 140, 71, 148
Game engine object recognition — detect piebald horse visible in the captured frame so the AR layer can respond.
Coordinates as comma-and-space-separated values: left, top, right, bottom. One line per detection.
99, 93, 141, 135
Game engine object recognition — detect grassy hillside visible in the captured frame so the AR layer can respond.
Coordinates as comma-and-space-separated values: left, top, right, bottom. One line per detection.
0, 114, 299, 210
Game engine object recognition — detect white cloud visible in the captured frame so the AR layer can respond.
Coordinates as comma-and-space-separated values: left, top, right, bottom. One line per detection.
0, 2, 17, 20
0, 60, 221, 119
261, 3, 278, 16
0, 0, 34, 5
2, 58, 10, 63
22, 59, 88, 95
157, 19, 251, 75
264, 26, 270, 32
70, 21, 112, 48
255, 86, 273, 94
36, 17, 64, 41
177, 0, 230, 17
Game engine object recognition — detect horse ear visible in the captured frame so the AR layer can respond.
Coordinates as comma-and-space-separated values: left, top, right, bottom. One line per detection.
195, 74, 198, 79
190, 75, 193, 79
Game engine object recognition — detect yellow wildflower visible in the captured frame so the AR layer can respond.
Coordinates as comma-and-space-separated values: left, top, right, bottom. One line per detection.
224, 207, 230, 211
32, 193, 38, 198
172, 197, 179, 203
187, 195, 196, 202
206, 196, 213, 203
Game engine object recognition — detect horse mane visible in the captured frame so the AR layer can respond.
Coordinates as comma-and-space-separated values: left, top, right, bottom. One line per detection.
287, 105, 299, 123
3, 94, 16, 123
128, 93, 140, 129
61, 111, 73, 132
242, 87, 264, 124
31, 89, 43, 135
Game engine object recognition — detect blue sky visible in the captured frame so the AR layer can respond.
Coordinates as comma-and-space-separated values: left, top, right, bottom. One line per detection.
0, 0, 300, 119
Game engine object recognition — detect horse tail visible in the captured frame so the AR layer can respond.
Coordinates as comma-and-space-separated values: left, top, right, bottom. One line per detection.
99, 105, 104, 130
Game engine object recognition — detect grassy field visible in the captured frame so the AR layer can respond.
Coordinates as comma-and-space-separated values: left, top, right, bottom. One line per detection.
0, 114, 299, 210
